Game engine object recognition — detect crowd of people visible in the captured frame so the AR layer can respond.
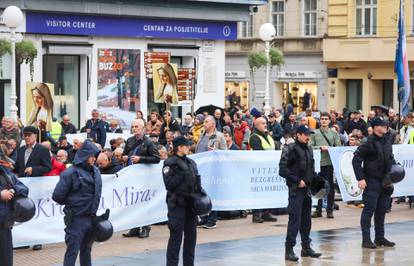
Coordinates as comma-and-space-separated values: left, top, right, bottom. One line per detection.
0, 103, 413, 248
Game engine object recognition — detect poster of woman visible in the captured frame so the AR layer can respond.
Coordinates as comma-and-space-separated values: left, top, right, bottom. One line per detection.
153, 63, 179, 105
26, 82, 54, 133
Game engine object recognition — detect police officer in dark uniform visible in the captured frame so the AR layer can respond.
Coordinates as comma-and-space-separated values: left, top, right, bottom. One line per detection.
0, 150, 29, 266
52, 140, 102, 266
279, 125, 321, 262
162, 136, 202, 266
352, 117, 396, 249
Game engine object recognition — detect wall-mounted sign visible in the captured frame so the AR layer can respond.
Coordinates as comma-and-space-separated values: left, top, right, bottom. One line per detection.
26, 12, 237, 41
277, 71, 322, 79
144, 52, 170, 79
225, 71, 246, 79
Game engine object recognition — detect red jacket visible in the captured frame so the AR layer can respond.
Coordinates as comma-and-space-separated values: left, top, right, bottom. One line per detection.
234, 121, 249, 150
46, 157, 66, 176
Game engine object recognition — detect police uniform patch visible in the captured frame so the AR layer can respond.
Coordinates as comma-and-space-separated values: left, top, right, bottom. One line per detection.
163, 166, 171, 175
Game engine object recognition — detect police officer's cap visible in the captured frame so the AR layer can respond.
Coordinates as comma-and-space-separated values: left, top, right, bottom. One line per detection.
173, 136, 191, 148
371, 117, 388, 127
296, 125, 314, 135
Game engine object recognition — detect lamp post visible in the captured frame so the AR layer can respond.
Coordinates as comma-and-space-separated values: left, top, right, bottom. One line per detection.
3, 6, 24, 122
259, 23, 276, 116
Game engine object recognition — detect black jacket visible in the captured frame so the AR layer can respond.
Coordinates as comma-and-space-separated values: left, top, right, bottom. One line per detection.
162, 155, 201, 207
123, 135, 160, 164
99, 158, 124, 175
352, 134, 395, 182
283, 122, 298, 136
52, 140, 102, 217
344, 119, 368, 135
159, 119, 182, 145
61, 122, 77, 134
279, 140, 315, 187
0, 166, 29, 227
15, 143, 52, 177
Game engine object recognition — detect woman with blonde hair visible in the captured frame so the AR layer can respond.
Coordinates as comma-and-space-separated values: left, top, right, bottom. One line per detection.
155, 63, 179, 106
27, 83, 54, 133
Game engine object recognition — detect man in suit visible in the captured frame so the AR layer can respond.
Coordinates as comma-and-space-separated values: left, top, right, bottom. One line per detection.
14, 126, 52, 251
15, 126, 52, 178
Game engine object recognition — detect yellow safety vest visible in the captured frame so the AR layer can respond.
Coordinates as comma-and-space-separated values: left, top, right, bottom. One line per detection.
409, 131, 414, 144
250, 133, 275, 150
50, 121, 63, 141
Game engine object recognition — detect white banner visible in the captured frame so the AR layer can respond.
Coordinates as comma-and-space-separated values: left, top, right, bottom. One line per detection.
66, 132, 132, 149
329, 145, 414, 202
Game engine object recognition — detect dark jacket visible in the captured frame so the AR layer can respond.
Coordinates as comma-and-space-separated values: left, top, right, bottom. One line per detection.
162, 155, 201, 207
159, 119, 182, 145
85, 118, 107, 147
344, 119, 368, 136
279, 140, 315, 187
352, 134, 395, 182
268, 121, 283, 141
52, 140, 102, 217
60, 122, 77, 134
283, 122, 298, 136
229, 142, 240, 150
15, 143, 52, 177
99, 158, 123, 175
123, 135, 160, 164
0, 166, 29, 226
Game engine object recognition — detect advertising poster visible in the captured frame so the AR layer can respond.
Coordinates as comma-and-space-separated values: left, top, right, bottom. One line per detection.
97, 49, 141, 128
26, 82, 55, 132
152, 62, 179, 105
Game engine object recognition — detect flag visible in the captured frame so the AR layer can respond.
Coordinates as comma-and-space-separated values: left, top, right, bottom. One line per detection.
394, 0, 411, 116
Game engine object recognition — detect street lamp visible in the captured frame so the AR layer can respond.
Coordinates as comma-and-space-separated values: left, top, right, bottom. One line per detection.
259, 23, 276, 116
3, 6, 24, 122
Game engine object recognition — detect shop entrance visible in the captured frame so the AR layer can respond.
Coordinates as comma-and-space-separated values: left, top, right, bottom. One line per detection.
278, 82, 318, 114
43, 55, 81, 127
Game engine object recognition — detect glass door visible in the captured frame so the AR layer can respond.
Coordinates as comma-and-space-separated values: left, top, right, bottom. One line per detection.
43, 55, 80, 128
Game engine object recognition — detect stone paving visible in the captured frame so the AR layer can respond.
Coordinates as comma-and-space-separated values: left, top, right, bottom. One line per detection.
14, 201, 414, 266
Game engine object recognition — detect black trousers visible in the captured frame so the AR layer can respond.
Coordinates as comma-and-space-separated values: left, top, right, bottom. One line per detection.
167, 205, 197, 266
64, 216, 94, 266
317, 165, 335, 213
0, 227, 12, 266
360, 179, 390, 241
286, 188, 312, 247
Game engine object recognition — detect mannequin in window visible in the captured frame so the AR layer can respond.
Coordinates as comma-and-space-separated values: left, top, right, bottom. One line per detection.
302, 89, 311, 111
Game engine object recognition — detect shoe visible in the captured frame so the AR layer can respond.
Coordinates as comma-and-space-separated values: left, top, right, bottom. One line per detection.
326, 211, 334, 219
261, 213, 277, 222
123, 227, 140, 237
362, 240, 377, 249
202, 222, 217, 229
14, 246, 30, 250
240, 211, 248, 218
285, 246, 299, 262
32, 244, 42, 251
198, 217, 207, 226
312, 211, 322, 218
334, 203, 340, 210
301, 245, 321, 258
374, 238, 395, 247
138, 227, 151, 238
252, 215, 264, 223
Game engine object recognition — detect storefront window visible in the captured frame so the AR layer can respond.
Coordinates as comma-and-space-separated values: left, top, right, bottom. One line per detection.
280, 82, 318, 113
225, 81, 249, 110
44, 55, 80, 127
382, 80, 393, 107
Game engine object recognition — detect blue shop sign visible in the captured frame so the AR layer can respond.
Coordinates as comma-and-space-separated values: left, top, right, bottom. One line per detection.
26, 12, 237, 41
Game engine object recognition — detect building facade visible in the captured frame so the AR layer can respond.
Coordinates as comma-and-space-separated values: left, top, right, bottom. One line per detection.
225, 0, 329, 114
0, 0, 262, 128
324, 0, 414, 115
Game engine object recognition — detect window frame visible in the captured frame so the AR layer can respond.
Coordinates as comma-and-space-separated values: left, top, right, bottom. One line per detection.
303, 0, 318, 37
356, 0, 377, 36
239, 14, 254, 38
272, 0, 285, 37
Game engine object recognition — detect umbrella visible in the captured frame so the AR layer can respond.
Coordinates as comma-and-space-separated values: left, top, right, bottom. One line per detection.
371, 105, 390, 115
195, 105, 224, 115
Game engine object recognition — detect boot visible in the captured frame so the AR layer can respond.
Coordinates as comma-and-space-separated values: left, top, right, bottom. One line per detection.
326, 211, 334, 219
374, 238, 395, 247
301, 244, 321, 258
261, 213, 277, 222
123, 227, 140, 237
362, 239, 376, 249
138, 226, 151, 238
285, 246, 299, 262
311, 211, 322, 218
252, 214, 264, 223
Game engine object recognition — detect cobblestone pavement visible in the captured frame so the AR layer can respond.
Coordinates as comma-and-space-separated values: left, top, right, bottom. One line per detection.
14, 201, 414, 266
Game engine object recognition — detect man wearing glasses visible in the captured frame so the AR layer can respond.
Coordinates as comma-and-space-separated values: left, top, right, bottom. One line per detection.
310, 112, 341, 219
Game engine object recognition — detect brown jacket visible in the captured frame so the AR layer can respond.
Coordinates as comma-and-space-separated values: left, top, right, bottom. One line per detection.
146, 120, 162, 136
